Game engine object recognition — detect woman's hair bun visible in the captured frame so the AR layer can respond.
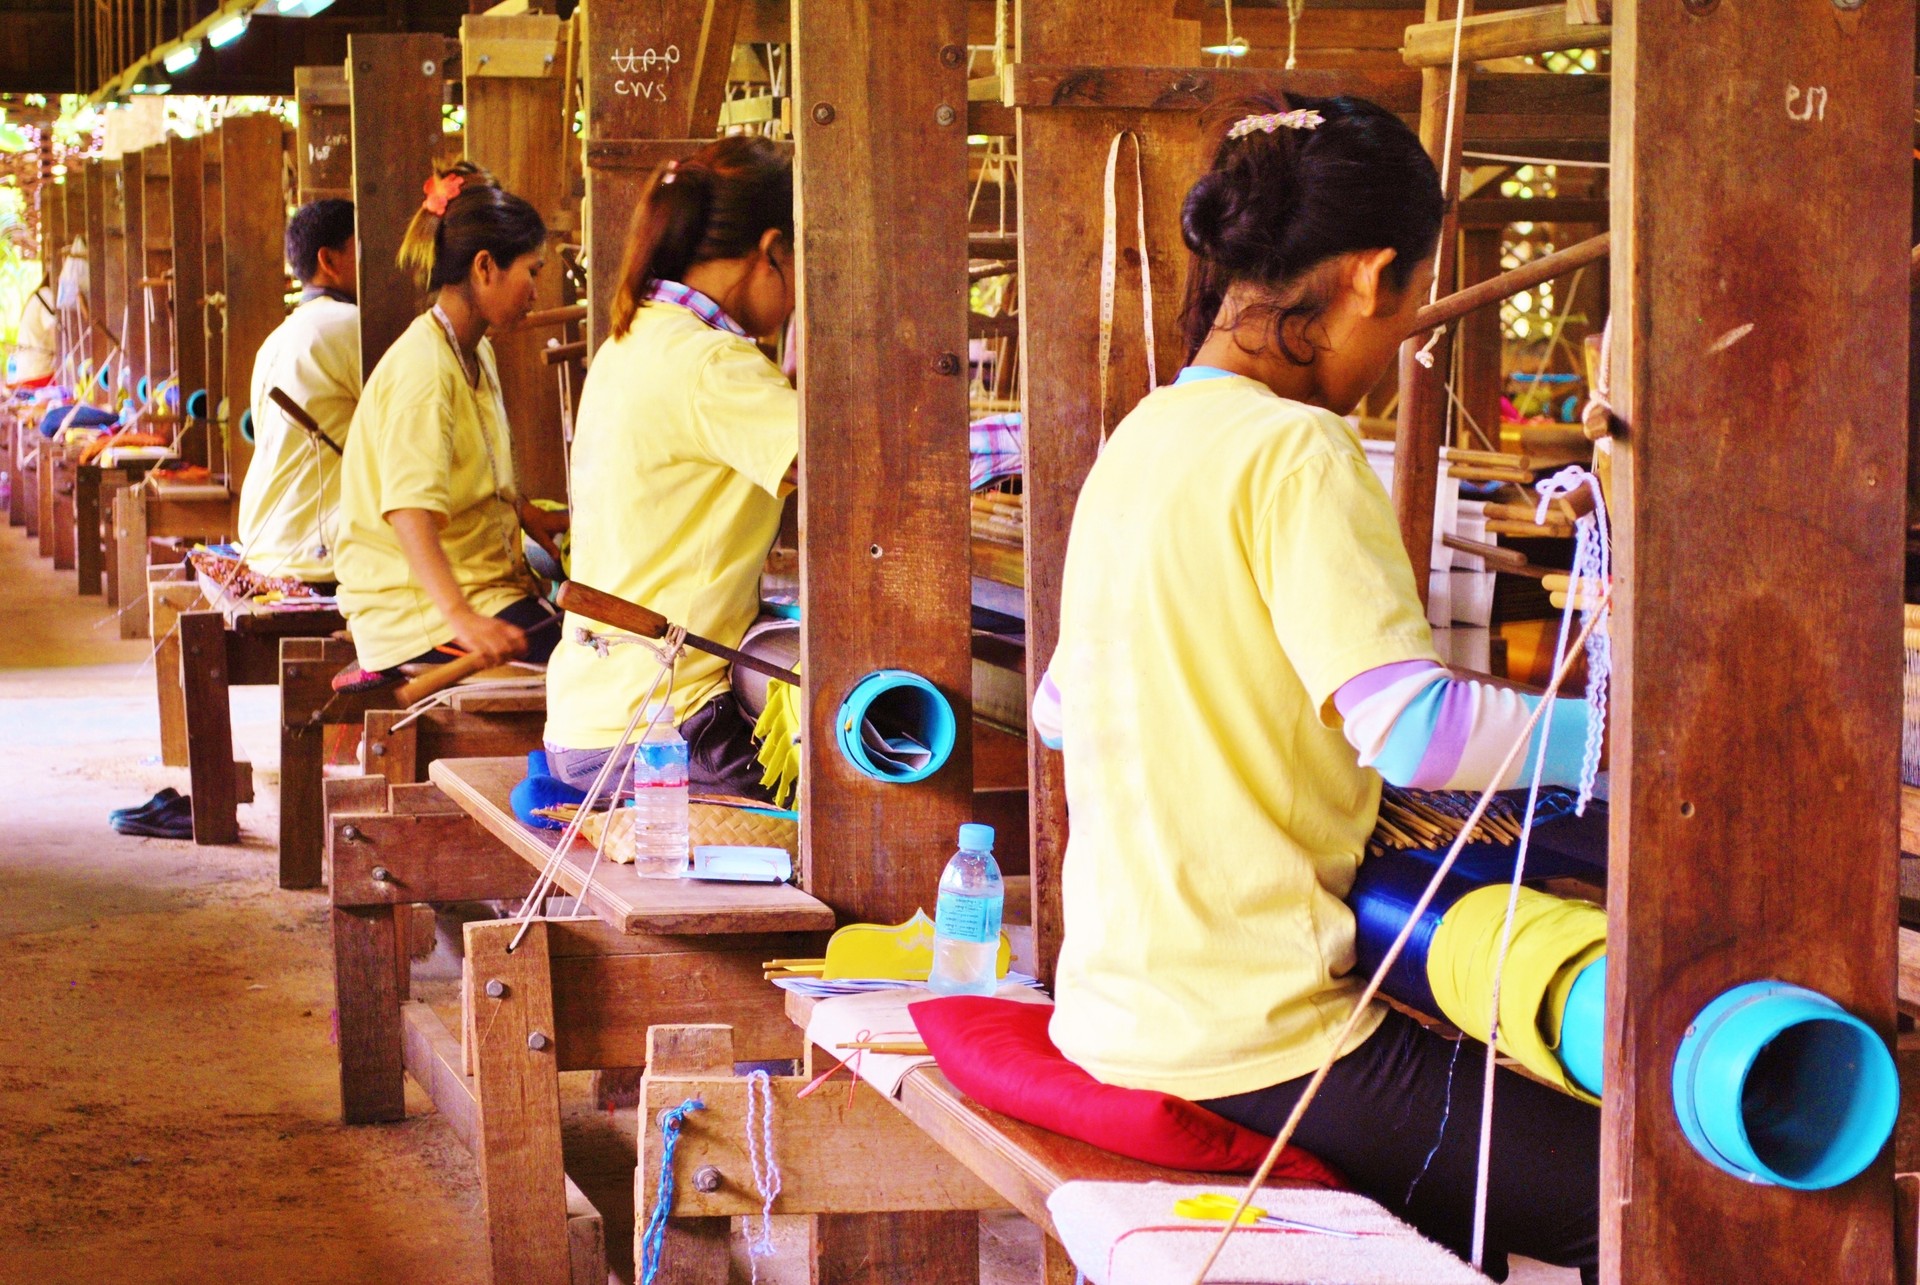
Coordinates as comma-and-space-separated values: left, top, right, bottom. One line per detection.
1176, 92, 1444, 363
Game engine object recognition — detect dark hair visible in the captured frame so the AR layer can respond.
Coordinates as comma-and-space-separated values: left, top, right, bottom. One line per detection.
610, 136, 793, 340
397, 161, 548, 292
286, 198, 354, 284
1179, 94, 1444, 364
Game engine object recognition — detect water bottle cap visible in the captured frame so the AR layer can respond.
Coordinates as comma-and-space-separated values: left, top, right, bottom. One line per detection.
958, 823, 995, 852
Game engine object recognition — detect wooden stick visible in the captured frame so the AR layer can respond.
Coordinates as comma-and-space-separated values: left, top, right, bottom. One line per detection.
554, 580, 801, 686
1413, 232, 1611, 335
541, 339, 588, 366
508, 303, 587, 332
267, 386, 343, 455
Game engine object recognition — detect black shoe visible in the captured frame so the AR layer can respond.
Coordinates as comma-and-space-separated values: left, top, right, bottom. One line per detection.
114, 796, 193, 840
109, 787, 182, 826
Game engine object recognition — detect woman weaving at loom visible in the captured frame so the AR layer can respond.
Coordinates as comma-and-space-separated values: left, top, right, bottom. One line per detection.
332, 163, 565, 689
1034, 96, 1601, 1282
542, 137, 797, 800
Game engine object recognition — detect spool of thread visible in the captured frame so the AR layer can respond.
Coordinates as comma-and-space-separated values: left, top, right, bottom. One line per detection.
733, 617, 802, 720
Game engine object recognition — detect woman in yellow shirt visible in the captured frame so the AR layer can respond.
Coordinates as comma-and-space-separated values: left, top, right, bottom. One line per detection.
334, 163, 564, 686
543, 137, 796, 798
1042, 97, 1599, 1282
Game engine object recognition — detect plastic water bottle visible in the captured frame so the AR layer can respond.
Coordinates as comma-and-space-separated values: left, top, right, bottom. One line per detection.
626, 705, 689, 876
928, 823, 1003, 997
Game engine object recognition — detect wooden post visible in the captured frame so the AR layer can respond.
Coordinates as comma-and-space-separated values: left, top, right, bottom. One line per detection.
121, 147, 147, 395
280, 636, 358, 889
180, 609, 240, 846
169, 133, 207, 468
1014, 4, 1203, 985
74, 463, 103, 595
221, 114, 288, 495
1457, 226, 1504, 449
295, 66, 353, 205
101, 158, 126, 400
327, 776, 409, 1125
466, 918, 573, 1285
1393, 0, 1472, 603
794, 2, 977, 1279
578, 0, 741, 353
348, 33, 449, 378
1603, 2, 1912, 1281
115, 484, 148, 638
142, 143, 173, 390
462, 13, 570, 503
82, 160, 108, 384
201, 129, 227, 477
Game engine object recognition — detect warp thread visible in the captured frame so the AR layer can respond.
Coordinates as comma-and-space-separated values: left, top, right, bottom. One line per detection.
638, 1097, 706, 1285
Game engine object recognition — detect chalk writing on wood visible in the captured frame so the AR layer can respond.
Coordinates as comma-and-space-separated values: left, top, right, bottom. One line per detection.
1785, 83, 1828, 122
610, 45, 680, 99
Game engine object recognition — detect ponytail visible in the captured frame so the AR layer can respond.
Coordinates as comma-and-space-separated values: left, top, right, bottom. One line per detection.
398, 160, 548, 293
609, 135, 793, 340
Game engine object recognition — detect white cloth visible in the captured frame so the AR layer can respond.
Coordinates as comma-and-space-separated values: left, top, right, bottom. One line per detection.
1046, 1181, 1492, 1285
9, 285, 55, 383
805, 984, 1050, 1099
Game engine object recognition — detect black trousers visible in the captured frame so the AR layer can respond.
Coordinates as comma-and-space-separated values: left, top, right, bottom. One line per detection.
547, 691, 776, 803
1203, 1009, 1600, 1284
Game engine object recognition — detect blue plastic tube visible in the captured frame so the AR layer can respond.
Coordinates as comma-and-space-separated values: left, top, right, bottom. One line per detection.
834, 670, 955, 784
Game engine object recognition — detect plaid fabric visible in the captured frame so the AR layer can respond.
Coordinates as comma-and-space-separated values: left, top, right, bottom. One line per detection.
646, 280, 748, 338
970, 412, 1023, 490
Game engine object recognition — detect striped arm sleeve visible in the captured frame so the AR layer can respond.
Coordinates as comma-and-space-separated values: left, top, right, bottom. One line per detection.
1336, 661, 1590, 792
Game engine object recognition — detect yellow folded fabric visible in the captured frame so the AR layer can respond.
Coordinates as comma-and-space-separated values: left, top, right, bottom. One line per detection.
1427, 883, 1606, 1104
754, 677, 802, 808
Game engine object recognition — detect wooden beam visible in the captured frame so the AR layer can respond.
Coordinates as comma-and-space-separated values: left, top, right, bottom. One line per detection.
295, 65, 354, 203
1604, 0, 1911, 1279
200, 130, 228, 471
1457, 228, 1504, 450
220, 113, 287, 494
1403, 3, 1609, 68
1414, 230, 1609, 333
141, 145, 173, 390
1394, 0, 1473, 609
121, 147, 147, 394
348, 33, 448, 377
462, 13, 570, 503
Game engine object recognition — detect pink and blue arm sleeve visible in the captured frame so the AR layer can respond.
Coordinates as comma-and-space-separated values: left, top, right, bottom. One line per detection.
1336, 660, 1589, 791
1032, 669, 1064, 751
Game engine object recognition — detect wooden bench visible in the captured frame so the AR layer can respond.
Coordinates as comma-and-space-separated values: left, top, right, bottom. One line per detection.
114, 477, 238, 638
326, 756, 836, 1285
631, 994, 1265, 1285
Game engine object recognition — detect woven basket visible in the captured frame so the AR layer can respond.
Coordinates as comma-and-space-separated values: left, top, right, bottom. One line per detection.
544, 802, 798, 865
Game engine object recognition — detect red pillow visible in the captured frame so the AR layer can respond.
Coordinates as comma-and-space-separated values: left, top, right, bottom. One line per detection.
909, 996, 1343, 1185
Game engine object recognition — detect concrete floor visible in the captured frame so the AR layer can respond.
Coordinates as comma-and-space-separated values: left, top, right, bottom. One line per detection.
0, 521, 1577, 1285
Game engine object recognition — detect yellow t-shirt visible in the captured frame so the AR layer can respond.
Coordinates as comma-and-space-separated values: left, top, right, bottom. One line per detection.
544, 300, 797, 747
334, 311, 530, 671
238, 296, 361, 582
1047, 373, 1440, 1101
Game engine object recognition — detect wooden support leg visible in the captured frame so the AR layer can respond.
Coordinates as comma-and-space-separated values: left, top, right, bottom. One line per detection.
635, 1025, 733, 1285
363, 708, 422, 787
280, 638, 355, 889
35, 441, 52, 556
52, 454, 75, 571
467, 919, 573, 1285
179, 610, 239, 845
149, 577, 199, 768
333, 904, 406, 1124
114, 483, 148, 638
21, 436, 38, 538
99, 469, 127, 607
73, 465, 100, 593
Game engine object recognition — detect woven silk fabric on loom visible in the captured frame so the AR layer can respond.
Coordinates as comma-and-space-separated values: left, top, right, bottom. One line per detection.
1045, 1181, 1492, 1285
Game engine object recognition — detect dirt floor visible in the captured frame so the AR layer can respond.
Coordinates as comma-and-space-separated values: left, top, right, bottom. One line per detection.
0, 522, 1577, 1285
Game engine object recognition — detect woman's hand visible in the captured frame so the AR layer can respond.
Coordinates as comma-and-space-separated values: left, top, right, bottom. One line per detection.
449, 608, 527, 667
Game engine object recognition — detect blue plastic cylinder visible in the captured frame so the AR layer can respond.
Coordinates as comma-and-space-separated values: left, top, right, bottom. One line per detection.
239, 407, 255, 444
1672, 980, 1898, 1189
137, 376, 149, 404
186, 389, 207, 421
1558, 957, 1606, 1097
834, 670, 955, 784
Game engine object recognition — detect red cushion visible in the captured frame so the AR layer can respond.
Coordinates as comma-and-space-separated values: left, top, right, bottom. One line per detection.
910, 996, 1343, 1185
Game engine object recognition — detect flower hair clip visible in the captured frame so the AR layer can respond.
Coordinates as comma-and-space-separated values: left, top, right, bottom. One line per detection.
421, 172, 466, 217
660, 159, 678, 185
1227, 108, 1325, 140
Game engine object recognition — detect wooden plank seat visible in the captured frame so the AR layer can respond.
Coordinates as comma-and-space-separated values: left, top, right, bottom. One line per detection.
326, 767, 834, 1285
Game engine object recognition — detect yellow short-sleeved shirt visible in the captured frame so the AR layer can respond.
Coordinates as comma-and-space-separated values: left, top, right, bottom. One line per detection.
334, 311, 530, 671
544, 300, 797, 747
239, 296, 361, 582
1047, 373, 1440, 1101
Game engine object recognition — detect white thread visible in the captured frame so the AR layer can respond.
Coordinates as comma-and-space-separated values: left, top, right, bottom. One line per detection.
1409, 0, 1471, 366
1468, 465, 1610, 1266
1464, 150, 1611, 170
1533, 467, 1610, 813
744, 1068, 782, 1283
